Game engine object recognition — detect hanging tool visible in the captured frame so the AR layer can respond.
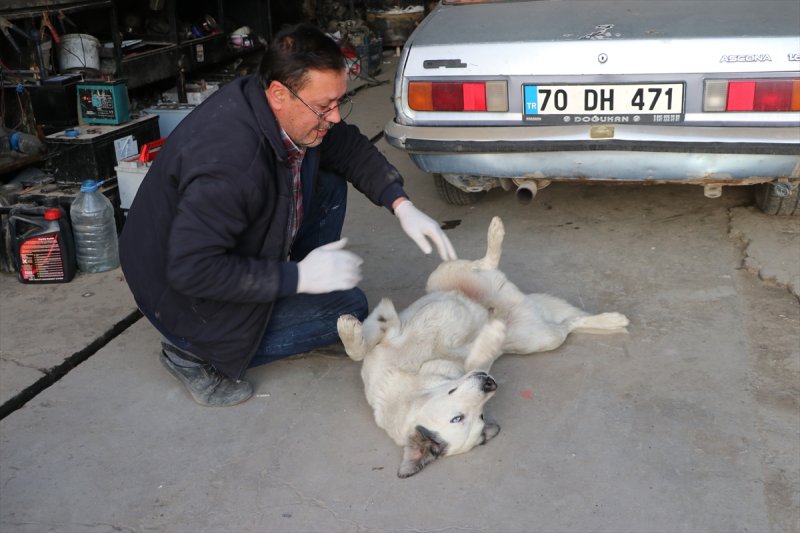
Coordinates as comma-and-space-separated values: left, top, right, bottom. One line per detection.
0, 16, 28, 55
40, 11, 61, 44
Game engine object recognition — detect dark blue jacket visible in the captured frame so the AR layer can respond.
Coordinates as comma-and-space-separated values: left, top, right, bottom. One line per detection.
120, 75, 405, 379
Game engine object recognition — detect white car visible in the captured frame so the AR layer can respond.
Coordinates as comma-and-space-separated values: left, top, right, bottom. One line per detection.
385, 0, 800, 215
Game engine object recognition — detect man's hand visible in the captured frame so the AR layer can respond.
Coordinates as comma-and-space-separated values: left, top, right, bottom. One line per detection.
296, 238, 363, 294
394, 200, 457, 261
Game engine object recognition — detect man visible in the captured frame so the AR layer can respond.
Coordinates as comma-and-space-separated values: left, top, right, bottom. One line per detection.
120, 23, 456, 407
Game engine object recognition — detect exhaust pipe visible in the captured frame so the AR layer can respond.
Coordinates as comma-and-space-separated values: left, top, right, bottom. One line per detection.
515, 181, 538, 204
704, 184, 722, 198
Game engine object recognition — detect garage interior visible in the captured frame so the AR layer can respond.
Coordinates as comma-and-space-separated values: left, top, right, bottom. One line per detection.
0, 0, 432, 276
1, 3, 798, 531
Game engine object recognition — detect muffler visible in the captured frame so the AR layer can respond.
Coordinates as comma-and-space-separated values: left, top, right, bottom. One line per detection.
703, 184, 722, 198
515, 181, 537, 204
514, 176, 550, 204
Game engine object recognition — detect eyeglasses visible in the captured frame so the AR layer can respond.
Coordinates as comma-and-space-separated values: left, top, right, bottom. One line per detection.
283, 83, 353, 123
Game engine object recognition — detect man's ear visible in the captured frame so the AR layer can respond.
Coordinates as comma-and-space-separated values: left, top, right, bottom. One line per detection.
265, 81, 287, 110
398, 425, 448, 478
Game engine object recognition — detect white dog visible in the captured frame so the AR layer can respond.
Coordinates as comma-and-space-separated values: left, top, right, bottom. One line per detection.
338, 217, 628, 477
426, 217, 630, 354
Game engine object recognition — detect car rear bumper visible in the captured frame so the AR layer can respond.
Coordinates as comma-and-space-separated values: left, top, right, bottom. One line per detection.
385, 121, 800, 182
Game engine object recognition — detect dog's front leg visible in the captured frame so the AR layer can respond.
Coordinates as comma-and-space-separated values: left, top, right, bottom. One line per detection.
464, 319, 506, 372
338, 299, 401, 361
337, 315, 368, 361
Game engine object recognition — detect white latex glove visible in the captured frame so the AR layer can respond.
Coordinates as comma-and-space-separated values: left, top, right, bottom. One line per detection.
394, 200, 457, 261
296, 238, 363, 294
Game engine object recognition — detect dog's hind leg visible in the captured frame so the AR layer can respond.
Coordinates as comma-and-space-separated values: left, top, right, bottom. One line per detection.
474, 216, 505, 271
503, 323, 572, 354
464, 319, 506, 372
504, 311, 628, 354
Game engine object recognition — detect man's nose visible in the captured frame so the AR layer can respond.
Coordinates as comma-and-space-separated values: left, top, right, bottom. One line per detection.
325, 107, 342, 124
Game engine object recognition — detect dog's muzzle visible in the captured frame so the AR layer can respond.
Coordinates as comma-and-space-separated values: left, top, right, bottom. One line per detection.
474, 372, 498, 393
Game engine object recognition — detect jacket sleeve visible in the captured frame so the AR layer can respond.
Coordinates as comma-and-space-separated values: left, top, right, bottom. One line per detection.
163, 166, 286, 304
319, 121, 407, 208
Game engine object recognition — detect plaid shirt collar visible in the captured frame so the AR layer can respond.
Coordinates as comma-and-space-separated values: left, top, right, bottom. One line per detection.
279, 129, 306, 162
279, 128, 306, 242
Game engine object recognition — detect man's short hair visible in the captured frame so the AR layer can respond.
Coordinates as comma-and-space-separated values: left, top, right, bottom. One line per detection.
259, 23, 345, 91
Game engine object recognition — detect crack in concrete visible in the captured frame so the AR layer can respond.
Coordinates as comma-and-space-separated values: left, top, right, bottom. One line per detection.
270, 476, 490, 533
0, 521, 135, 532
0, 357, 46, 373
0, 310, 142, 421
275, 477, 367, 531
727, 208, 800, 302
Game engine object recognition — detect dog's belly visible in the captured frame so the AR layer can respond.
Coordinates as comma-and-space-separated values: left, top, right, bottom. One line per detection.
399, 291, 489, 358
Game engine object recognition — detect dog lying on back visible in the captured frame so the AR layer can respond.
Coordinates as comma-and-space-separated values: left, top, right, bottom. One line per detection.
337, 217, 629, 477
426, 216, 630, 354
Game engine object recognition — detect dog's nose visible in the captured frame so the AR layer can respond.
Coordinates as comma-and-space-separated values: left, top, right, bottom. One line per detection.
482, 375, 497, 393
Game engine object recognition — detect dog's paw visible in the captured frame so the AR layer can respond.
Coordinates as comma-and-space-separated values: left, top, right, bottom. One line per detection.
466, 319, 507, 371
337, 315, 366, 361
488, 216, 505, 243
337, 314, 361, 340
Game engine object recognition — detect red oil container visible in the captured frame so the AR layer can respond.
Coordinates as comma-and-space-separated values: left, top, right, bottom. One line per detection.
9, 206, 77, 283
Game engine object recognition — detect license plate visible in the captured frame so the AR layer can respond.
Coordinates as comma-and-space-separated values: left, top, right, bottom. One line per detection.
523, 83, 685, 124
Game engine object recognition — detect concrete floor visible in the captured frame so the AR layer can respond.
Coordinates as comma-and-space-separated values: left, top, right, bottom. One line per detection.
1, 53, 799, 533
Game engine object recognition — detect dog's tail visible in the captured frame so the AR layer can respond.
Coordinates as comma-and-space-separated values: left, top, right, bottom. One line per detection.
567, 312, 630, 334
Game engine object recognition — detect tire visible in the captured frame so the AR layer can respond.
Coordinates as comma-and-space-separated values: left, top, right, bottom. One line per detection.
433, 173, 483, 206
755, 181, 800, 216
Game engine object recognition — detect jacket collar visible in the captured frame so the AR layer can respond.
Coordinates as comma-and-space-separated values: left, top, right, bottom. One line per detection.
244, 75, 291, 164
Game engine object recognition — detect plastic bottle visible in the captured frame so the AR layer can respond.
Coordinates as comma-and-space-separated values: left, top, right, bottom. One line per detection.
70, 180, 120, 272
9, 205, 77, 283
8, 130, 45, 154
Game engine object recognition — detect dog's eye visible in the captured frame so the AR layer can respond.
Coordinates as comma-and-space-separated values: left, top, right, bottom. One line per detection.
448, 387, 457, 395
480, 414, 484, 421
450, 414, 464, 424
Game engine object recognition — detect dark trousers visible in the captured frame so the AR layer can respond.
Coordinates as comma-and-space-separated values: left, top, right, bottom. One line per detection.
248, 171, 368, 367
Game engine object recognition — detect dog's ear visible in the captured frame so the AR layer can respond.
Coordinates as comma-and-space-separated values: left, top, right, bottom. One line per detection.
481, 421, 501, 445
398, 425, 448, 478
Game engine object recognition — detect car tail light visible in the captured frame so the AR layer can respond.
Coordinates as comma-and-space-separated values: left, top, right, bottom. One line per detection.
408, 81, 508, 112
704, 78, 800, 111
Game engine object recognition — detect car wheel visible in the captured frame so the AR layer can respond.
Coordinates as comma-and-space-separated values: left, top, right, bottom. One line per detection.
433, 174, 483, 205
755, 181, 799, 216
